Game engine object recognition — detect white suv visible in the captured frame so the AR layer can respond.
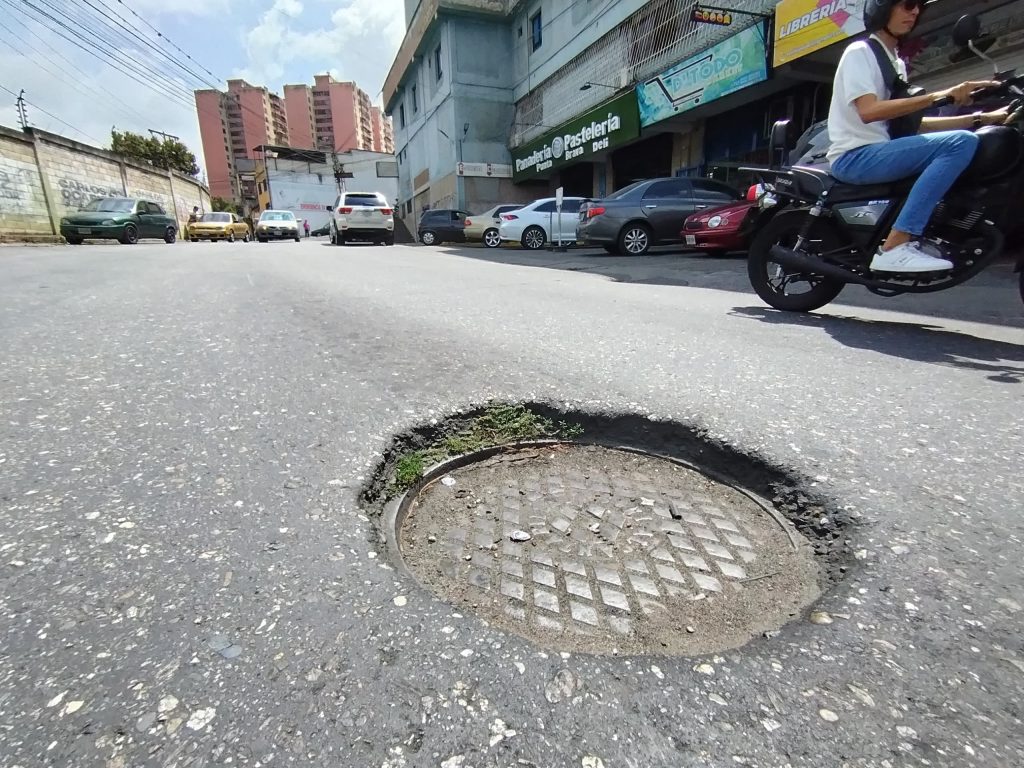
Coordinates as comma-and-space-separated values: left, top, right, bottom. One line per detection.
328, 191, 395, 246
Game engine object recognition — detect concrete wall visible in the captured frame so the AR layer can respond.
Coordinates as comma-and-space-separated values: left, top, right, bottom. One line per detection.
0, 124, 211, 242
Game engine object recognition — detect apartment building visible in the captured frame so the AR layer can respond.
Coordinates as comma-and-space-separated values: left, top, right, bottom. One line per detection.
196, 76, 393, 207
281, 76, 395, 154
194, 78, 289, 202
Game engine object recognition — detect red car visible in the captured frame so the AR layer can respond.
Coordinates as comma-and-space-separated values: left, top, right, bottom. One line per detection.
681, 192, 759, 256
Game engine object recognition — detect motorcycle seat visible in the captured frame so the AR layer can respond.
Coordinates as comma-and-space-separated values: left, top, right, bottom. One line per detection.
789, 164, 916, 204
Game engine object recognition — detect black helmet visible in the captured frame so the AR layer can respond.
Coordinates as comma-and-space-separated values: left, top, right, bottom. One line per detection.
863, 0, 931, 37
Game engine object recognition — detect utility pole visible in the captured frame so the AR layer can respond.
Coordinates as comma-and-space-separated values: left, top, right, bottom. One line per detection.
148, 129, 180, 142
16, 90, 28, 129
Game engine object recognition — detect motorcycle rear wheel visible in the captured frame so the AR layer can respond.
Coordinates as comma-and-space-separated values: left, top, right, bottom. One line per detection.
748, 211, 846, 313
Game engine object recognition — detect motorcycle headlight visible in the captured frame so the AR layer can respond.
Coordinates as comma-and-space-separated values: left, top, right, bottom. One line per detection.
707, 215, 725, 229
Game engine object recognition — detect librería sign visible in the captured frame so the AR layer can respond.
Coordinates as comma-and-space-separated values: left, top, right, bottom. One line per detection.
511, 92, 640, 181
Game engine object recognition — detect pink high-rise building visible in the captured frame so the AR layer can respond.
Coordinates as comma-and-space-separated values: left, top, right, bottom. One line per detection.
194, 79, 289, 201
282, 75, 394, 154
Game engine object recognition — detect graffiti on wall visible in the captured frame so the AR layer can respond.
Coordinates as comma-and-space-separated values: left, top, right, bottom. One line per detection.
58, 177, 123, 209
0, 157, 39, 214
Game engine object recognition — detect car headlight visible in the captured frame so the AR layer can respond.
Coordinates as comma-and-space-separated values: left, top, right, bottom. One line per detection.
101, 219, 116, 226
707, 215, 726, 229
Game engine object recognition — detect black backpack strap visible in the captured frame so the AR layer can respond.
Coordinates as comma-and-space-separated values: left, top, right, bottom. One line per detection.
866, 37, 898, 97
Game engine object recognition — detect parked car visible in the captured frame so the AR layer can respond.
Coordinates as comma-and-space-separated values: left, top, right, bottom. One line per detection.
463, 204, 521, 248
60, 197, 177, 245
681, 198, 758, 256
327, 191, 395, 245
187, 211, 251, 242
577, 178, 742, 255
255, 210, 301, 242
499, 197, 587, 250
418, 209, 469, 245
310, 225, 329, 237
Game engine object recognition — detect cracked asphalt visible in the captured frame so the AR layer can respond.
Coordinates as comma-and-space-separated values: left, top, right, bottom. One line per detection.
1, 239, 1022, 768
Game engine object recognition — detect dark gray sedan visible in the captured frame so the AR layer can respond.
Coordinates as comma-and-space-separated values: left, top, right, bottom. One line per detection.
577, 177, 741, 255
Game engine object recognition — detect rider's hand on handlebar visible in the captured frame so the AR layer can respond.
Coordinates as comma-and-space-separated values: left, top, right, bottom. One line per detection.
936, 80, 1002, 106
983, 106, 1013, 126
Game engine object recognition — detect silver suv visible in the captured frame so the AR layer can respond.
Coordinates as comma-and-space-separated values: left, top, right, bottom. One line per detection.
327, 191, 395, 246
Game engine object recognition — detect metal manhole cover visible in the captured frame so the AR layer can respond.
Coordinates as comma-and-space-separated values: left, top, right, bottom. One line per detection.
398, 444, 821, 655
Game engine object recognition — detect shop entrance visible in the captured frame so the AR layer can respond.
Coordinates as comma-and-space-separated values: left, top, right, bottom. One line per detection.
611, 133, 674, 191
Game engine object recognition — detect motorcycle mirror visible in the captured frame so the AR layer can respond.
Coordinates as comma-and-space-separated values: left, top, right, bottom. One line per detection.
952, 14, 981, 48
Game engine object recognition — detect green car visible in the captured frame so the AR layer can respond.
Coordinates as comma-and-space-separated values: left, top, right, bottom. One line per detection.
60, 198, 178, 245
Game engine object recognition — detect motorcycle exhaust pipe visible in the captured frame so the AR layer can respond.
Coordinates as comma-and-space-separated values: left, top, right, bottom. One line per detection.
768, 245, 872, 286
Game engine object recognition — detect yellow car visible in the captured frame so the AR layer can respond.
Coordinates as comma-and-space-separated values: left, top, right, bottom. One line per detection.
188, 212, 251, 242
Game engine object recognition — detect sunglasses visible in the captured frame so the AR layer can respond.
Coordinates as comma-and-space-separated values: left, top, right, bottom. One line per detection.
900, 0, 924, 10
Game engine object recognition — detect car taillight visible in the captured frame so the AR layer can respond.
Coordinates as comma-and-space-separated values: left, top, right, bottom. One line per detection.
501, 214, 518, 221
464, 218, 473, 226
338, 207, 352, 214
379, 207, 392, 215
586, 206, 606, 219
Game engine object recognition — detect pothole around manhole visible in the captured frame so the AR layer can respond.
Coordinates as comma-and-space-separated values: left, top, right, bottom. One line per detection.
397, 443, 820, 655
364, 404, 854, 657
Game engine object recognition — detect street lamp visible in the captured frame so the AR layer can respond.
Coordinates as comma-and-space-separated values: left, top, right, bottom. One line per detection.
580, 81, 618, 92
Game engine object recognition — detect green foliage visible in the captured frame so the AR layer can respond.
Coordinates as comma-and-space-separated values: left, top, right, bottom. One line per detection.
391, 404, 583, 492
211, 197, 240, 214
111, 129, 200, 177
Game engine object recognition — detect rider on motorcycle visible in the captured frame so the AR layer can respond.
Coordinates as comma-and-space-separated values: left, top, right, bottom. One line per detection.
827, 0, 1009, 273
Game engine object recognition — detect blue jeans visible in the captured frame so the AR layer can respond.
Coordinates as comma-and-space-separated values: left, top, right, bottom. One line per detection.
831, 131, 979, 236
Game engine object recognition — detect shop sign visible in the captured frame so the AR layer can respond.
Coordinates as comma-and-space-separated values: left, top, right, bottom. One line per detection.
457, 162, 512, 178
692, 6, 734, 27
773, 0, 865, 68
511, 92, 640, 182
637, 24, 768, 128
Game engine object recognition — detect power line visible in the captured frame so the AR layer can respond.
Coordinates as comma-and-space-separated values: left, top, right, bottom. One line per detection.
0, 81, 101, 142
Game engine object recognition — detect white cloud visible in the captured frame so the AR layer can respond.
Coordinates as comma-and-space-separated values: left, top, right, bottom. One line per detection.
234, 0, 405, 102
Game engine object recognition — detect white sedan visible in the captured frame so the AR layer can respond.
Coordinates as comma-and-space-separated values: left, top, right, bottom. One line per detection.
498, 196, 587, 250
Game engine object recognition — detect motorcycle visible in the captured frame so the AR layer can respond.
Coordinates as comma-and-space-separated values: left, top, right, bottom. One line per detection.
744, 13, 1024, 313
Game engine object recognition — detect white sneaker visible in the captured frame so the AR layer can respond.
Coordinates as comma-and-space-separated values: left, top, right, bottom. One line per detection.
870, 241, 954, 273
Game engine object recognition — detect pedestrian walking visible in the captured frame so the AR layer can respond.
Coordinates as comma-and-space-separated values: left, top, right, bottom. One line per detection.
303, 219, 311, 238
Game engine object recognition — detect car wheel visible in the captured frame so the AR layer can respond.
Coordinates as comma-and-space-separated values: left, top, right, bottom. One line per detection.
258, 237, 267, 243
243, 233, 251, 243
521, 226, 546, 250
420, 230, 437, 245
294, 235, 300, 242
120, 224, 139, 245
619, 224, 651, 256
66, 237, 83, 245
226, 232, 235, 243
483, 228, 501, 249
385, 234, 395, 246
164, 227, 177, 244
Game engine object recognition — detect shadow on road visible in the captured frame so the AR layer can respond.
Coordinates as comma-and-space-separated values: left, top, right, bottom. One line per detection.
432, 243, 1023, 329
730, 306, 1024, 384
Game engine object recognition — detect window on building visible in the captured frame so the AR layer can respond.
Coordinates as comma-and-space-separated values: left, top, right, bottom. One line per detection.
434, 45, 442, 81
412, 85, 418, 113
399, 104, 406, 128
530, 10, 542, 51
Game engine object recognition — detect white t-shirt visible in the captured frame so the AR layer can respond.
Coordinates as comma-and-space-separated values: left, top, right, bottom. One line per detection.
826, 36, 908, 163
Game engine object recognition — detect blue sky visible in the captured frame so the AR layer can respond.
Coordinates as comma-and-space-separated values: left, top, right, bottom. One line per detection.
0, 0, 406, 177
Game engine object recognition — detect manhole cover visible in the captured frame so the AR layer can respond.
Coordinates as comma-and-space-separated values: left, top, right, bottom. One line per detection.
398, 444, 821, 655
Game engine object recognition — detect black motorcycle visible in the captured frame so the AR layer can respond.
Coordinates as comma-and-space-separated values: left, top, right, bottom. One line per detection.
745, 14, 1024, 313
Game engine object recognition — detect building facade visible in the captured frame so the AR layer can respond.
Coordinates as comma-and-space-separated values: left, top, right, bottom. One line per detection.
195, 79, 290, 201
384, 0, 1023, 227
196, 77, 394, 207
281, 76, 395, 154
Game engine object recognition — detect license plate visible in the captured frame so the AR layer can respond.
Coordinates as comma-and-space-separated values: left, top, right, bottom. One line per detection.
685, 235, 697, 245
360, 210, 372, 217
78, 227, 93, 234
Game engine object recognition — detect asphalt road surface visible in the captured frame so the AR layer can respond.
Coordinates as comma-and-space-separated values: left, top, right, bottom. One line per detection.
2, 239, 1022, 768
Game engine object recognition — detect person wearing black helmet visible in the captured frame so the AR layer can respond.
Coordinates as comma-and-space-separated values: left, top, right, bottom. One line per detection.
827, 0, 1008, 273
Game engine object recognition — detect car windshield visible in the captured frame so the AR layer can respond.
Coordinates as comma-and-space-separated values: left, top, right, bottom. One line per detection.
344, 194, 383, 207
605, 182, 645, 200
200, 213, 231, 223
81, 198, 135, 212
260, 211, 295, 222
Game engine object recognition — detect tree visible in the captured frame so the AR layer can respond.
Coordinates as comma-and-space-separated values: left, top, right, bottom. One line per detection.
211, 197, 240, 214
111, 129, 200, 177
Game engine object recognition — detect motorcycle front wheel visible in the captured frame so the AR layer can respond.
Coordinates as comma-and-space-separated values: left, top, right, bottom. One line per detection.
747, 210, 846, 313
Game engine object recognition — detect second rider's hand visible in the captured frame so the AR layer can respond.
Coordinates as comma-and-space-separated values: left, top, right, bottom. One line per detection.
983, 106, 1012, 126
938, 80, 1001, 106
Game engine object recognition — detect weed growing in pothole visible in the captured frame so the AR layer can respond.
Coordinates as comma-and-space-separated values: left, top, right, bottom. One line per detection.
390, 403, 583, 493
